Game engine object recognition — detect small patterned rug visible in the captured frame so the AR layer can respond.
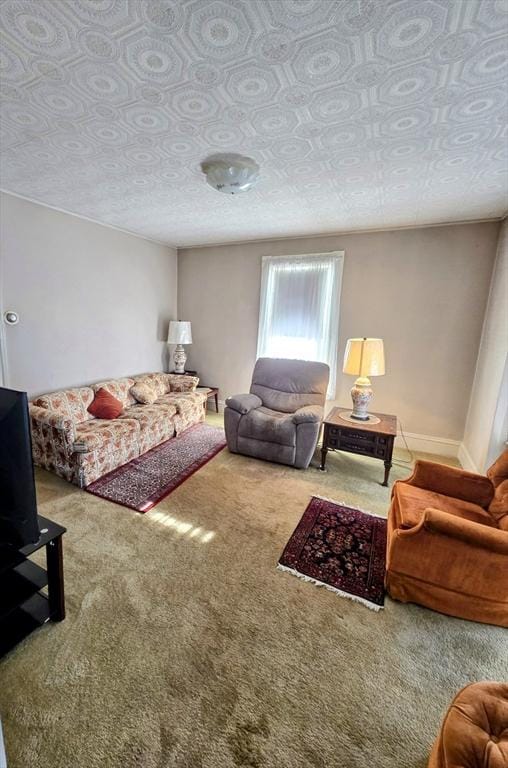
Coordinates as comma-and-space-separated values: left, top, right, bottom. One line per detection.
86, 423, 226, 513
278, 496, 387, 610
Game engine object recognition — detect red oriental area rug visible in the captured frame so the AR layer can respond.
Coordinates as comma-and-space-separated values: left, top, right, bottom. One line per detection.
86, 423, 226, 513
278, 496, 387, 610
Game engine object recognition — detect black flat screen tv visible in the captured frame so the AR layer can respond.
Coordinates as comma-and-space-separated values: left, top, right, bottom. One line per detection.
0, 387, 40, 549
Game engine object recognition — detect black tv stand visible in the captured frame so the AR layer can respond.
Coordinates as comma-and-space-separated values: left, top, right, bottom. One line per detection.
0, 515, 66, 657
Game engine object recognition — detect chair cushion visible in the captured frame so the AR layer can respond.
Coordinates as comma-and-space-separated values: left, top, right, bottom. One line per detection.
250, 358, 329, 413
73, 418, 140, 453
92, 378, 136, 409
33, 387, 94, 424
238, 406, 296, 447
88, 388, 123, 419
393, 482, 496, 529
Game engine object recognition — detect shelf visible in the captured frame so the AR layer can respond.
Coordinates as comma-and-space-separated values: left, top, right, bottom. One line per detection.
0, 515, 66, 658
20, 515, 66, 558
0, 547, 25, 577
0, 593, 50, 657
0, 516, 66, 576
0, 560, 48, 621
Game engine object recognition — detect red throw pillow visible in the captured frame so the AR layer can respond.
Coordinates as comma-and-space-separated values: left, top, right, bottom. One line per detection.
88, 388, 123, 419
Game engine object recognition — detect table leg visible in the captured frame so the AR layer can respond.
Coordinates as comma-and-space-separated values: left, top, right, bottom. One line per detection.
214, 392, 219, 413
320, 444, 328, 471
382, 461, 392, 487
46, 535, 65, 621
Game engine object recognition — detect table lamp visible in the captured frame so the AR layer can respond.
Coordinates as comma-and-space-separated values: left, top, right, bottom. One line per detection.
342, 337, 385, 421
168, 321, 192, 374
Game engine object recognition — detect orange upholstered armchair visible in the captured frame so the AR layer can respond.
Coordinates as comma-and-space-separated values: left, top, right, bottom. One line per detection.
386, 449, 508, 627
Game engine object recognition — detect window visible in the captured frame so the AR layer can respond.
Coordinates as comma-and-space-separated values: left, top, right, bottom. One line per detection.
257, 252, 344, 398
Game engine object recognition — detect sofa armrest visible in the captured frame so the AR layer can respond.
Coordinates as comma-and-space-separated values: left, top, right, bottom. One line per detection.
167, 374, 199, 393
404, 460, 494, 508
29, 405, 76, 456
293, 405, 323, 424
225, 393, 262, 415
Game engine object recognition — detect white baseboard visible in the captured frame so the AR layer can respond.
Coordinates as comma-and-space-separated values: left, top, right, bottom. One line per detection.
394, 431, 460, 458
457, 442, 479, 473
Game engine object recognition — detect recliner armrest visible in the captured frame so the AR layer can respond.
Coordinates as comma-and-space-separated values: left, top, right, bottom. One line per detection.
225, 393, 262, 415
293, 405, 323, 424
403, 460, 494, 508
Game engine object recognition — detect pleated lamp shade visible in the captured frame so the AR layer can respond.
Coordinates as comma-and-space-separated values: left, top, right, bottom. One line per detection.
343, 338, 385, 378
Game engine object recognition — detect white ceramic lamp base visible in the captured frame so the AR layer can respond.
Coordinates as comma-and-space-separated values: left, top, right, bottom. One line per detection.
173, 344, 187, 374
350, 376, 373, 421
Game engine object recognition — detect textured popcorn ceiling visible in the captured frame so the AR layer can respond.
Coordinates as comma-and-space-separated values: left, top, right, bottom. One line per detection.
0, 0, 507, 247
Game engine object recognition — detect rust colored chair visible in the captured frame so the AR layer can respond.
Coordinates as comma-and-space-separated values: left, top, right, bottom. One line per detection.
386, 449, 508, 627
428, 682, 508, 768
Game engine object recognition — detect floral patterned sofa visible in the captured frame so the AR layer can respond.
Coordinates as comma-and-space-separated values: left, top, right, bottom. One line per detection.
29, 373, 206, 487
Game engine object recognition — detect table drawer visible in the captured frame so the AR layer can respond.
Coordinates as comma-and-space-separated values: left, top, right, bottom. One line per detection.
329, 426, 376, 444
339, 438, 376, 456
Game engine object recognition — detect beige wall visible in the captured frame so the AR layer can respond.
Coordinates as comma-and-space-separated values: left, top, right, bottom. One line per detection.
0, 193, 177, 396
462, 219, 508, 472
178, 222, 499, 441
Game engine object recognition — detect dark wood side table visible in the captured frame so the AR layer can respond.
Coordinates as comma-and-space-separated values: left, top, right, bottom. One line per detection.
0, 515, 66, 657
320, 407, 397, 486
197, 386, 219, 413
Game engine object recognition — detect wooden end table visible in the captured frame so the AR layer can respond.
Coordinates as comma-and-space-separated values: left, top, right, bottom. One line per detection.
320, 407, 397, 486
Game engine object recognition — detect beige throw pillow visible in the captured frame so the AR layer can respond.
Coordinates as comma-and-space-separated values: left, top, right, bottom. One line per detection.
130, 383, 158, 405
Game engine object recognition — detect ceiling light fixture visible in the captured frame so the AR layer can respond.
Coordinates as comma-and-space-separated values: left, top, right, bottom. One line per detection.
200, 153, 260, 195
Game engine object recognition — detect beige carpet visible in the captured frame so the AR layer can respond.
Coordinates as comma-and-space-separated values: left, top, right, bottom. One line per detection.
1, 413, 506, 768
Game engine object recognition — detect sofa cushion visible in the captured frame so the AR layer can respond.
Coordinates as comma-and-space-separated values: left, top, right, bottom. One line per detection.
73, 418, 140, 453
393, 482, 496, 530
130, 382, 158, 405
92, 378, 136, 409
120, 403, 177, 452
133, 373, 170, 398
88, 388, 123, 419
167, 374, 199, 393
156, 391, 205, 415
33, 387, 94, 424
238, 406, 296, 447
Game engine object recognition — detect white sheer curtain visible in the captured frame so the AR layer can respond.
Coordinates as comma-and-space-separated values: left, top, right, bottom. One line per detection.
257, 252, 344, 399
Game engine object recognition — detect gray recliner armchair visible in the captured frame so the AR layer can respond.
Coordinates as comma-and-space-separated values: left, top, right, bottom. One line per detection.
224, 357, 330, 469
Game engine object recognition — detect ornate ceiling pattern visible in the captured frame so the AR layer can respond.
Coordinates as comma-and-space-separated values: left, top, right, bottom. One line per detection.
0, 0, 507, 246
